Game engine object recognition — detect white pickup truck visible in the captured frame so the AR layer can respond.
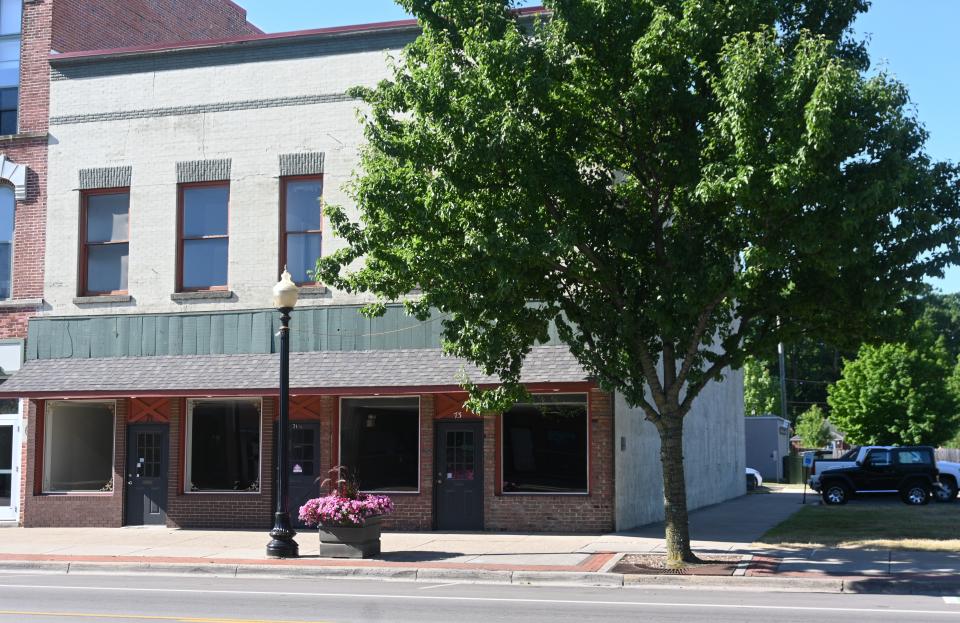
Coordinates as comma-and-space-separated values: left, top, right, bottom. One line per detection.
808, 446, 959, 502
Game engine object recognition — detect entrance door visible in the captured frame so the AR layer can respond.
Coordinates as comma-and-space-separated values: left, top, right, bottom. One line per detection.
288, 422, 321, 529
0, 416, 19, 522
125, 424, 168, 526
435, 421, 483, 531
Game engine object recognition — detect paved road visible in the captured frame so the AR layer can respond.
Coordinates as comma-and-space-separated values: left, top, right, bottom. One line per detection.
0, 572, 957, 622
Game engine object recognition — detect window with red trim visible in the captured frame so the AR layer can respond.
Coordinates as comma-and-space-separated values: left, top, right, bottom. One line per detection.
280, 176, 322, 285
178, 182, 229, 291
80, 189, 129, 295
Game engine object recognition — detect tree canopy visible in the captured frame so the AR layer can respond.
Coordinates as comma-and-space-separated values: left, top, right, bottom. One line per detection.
743, 356, 780, 416
828, 324, 959, 446
318, 0, 960, 564
795, 405, 833, 449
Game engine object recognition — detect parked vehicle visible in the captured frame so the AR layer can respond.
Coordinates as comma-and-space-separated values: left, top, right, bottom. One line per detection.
808, 446, 942, 505
809, 445, 958, 502
746, 467, 763, 491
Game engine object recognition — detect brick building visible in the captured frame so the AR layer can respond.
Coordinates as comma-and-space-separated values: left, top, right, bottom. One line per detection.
0, 15, 745, 532
0, 0, 261, 525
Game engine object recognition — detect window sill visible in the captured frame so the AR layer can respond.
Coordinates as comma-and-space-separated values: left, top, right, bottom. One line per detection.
74, 294, 133, 305
171, 290, 234, 302
40, 491, 114, 496
183, 490, 261, 496
0, 131, 47, 143
298, 285, 328, 297
498, 491, 590, 497
0, 298, 43, 310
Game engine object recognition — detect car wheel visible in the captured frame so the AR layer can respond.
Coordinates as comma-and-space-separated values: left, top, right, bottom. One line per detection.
901, 482, 931, 506
934, 477, 958, 503
821, 482, 849, 505
746, 475, 758, 491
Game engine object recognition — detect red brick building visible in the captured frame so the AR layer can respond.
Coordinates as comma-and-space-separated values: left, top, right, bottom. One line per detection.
0, 0, 260, 525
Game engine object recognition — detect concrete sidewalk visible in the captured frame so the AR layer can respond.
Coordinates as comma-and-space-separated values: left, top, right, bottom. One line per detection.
0, 490, 957, 594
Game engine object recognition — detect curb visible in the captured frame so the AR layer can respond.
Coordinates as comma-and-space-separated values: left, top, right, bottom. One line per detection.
0, 560, 957, 595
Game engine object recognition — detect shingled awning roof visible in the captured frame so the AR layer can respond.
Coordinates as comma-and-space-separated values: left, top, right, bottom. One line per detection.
0, 346, 590, 398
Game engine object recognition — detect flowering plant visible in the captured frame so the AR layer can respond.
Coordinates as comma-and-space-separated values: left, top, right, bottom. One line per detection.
298, 466, 394, 527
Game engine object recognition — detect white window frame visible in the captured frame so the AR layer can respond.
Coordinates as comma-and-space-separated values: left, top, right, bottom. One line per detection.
500, 392, 591, 496
184, 397, 263, 495
338, 395, 421, 495
42, 399, 117, 495
0, 398, 21, 520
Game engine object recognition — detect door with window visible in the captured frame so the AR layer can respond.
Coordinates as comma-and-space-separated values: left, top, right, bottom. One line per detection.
435, 421, 483, 531
287, 422, 320, 529
125, 424, 168, 526
859, 448, 897, 491
0, 405, 19, 522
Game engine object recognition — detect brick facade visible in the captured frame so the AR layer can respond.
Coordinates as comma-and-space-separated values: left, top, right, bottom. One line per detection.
50, 0, 261, 54
5, 0, 260, 526
22, 398, 126, 527
166, 397, 275, 529
483, 389, 615, 532
19, 388, 615, 531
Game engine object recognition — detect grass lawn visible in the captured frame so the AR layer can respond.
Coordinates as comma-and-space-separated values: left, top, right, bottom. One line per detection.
759, 503, 960, 551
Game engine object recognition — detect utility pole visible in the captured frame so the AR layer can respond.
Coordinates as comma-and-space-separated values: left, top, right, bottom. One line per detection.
778, 341, 789, 421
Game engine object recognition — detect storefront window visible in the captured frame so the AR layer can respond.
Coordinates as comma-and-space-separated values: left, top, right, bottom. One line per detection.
339, 397, 419, 492
43, 401, 115, 492
187, 399, 260, 492
502, 394, 588, 494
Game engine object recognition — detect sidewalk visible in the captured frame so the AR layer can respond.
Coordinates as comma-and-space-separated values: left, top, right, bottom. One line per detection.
0, 490, 957, 594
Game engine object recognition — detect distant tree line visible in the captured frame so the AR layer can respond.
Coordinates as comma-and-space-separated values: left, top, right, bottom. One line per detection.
745, 293, 960, 448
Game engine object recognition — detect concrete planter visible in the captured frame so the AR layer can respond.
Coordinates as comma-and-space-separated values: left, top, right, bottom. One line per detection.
318, 515, 383, 559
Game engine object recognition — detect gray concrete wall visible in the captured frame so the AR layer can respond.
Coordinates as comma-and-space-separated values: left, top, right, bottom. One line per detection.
614, 367, 745, 530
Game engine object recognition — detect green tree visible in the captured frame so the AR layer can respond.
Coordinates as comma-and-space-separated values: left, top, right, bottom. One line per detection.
318, 1, 960, 564
744, 356, 780, 416
795, 405, 832, 449
828, 329, 958, 446
946, 356, 960, 446
919, 292, 960, 361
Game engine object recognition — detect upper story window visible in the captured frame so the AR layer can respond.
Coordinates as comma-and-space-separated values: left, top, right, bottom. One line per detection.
81, 190, 129, 295
280, 176, 322, 285
0, 0, 20, 136
0, 184, 12, 299
178, 183, 229, 291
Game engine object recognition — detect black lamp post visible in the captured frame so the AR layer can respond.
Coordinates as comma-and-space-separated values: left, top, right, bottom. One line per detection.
267, 268, 300, 559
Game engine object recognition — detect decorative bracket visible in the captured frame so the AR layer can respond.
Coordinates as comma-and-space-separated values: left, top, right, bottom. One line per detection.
0, 154, 26, 200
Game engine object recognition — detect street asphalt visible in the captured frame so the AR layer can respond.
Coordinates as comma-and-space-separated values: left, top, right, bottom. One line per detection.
0, 572, 957, 622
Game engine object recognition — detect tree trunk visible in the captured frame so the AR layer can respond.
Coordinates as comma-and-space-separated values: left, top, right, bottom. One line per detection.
658, 414, 699, 566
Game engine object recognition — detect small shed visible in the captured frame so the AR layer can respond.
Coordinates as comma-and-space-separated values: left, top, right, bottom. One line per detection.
744, 415, 792, 483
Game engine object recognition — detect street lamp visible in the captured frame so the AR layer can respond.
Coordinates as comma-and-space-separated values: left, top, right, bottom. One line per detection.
267, 268, 300, 558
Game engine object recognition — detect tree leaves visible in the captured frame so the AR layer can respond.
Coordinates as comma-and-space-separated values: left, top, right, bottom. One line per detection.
317, 0, 960, 422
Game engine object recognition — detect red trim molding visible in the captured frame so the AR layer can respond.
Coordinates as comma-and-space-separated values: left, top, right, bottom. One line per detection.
1, 381, 595, 401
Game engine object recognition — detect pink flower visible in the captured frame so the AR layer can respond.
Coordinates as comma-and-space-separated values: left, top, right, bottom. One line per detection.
298, 493, 394, 527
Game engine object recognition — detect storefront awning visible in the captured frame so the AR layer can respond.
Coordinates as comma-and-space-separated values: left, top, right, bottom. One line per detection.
0, 346, 591, 398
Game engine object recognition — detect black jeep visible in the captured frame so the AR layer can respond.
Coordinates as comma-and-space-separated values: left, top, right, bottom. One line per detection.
818, 446, 940, 506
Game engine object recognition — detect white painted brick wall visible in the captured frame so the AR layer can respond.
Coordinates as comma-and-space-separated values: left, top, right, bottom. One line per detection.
46, 47, 398, 316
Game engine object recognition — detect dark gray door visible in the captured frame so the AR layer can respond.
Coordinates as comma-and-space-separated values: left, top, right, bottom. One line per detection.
279, 422, 321, 529
125, 425, 168, 526
435, 421, 483, 530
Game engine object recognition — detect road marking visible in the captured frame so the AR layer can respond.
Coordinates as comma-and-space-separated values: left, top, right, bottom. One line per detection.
417, 582, 461, 590
945, 597, 960, 605
0, 612, 329, 623
0, 583, 956, 617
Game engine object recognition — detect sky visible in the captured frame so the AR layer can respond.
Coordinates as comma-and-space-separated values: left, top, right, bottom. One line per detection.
239, 1, 960, 293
